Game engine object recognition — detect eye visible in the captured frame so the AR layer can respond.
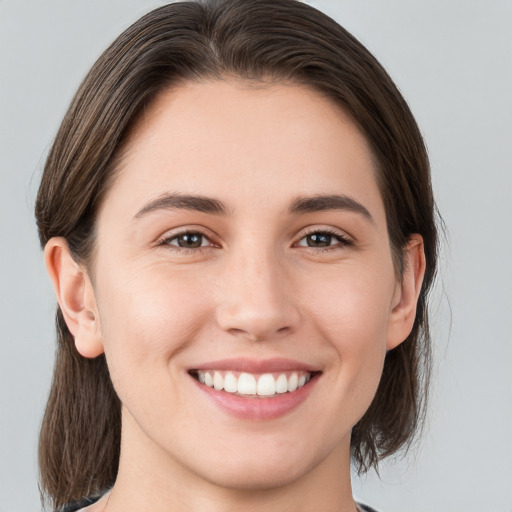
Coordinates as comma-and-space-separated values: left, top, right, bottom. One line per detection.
163, 231, 211, 249
295, 230, 353, 249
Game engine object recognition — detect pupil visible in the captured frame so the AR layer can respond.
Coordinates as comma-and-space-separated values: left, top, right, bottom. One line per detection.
179, 233, 202, 248
308, 233, 331, 247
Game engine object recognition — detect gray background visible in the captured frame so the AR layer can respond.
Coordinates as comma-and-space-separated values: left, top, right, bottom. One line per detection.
1, 1, 511, 511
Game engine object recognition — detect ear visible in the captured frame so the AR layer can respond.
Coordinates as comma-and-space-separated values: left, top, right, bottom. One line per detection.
44, 237, 104, 358
386, 234, 426, 350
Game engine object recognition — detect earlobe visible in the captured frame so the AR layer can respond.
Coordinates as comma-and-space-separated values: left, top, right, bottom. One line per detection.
44, 237, 104, 358
386, 234, 426, 350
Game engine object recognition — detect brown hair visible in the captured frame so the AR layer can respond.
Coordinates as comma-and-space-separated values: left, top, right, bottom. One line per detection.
36, 0, 438, 509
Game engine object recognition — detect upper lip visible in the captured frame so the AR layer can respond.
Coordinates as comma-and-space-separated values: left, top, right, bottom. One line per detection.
190, 357, 320, 374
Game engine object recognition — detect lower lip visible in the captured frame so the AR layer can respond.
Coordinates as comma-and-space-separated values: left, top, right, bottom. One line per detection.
191, 374, 319, 420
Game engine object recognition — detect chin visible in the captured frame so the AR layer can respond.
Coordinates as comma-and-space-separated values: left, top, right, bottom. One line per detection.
184, 433, 332, 492
199, 458, 312, 492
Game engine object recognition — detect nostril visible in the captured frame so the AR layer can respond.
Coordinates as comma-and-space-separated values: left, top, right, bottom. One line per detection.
216, 301, 300, 342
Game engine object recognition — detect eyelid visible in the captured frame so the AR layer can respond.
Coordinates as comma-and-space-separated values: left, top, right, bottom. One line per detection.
154, 224, 354, 253
156, 225, 221, 250
293, 226, 355, 249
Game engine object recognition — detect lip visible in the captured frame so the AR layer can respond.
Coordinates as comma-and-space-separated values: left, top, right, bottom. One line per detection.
191, 357, 320, 374
189, 358, 321, 421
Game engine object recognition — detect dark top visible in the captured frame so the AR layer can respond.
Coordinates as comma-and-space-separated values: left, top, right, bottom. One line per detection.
61, 495, 101, 512
61, 495, 380, 511
358, 504, 379, 512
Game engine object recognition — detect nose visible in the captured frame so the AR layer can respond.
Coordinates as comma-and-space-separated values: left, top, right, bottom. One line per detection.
215, 248, 301, 342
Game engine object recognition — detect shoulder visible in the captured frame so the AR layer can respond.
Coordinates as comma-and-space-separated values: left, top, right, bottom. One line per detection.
59, 495, 103, 512
61, 497, 378, 512
357, 503, 381, 512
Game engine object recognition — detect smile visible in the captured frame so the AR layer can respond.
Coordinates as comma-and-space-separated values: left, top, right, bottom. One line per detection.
192, 370, 313, 397
189, 358, 321, 419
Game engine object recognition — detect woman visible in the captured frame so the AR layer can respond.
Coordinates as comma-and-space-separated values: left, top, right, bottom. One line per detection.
36, 0, 438, 511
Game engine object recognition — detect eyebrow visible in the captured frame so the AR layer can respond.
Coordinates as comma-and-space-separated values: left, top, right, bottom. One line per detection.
134, 192, 373, 223
135, 193, 228, 218
288, 194, 374, 223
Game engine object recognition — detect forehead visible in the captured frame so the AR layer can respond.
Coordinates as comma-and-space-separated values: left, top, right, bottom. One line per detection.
103, 79, 384, 222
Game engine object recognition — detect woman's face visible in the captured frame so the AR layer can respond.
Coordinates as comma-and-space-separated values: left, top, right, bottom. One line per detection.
84, 80, 414, 490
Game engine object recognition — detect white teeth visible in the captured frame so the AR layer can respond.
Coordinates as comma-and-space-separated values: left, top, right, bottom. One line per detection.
224, 371, 238, 393
213, 371, 224, 390
237, 372, 257, 395
287, 372, 298, 392
195, 369, 313, 397
257, 373, 276, 396
275, 373, 288, 394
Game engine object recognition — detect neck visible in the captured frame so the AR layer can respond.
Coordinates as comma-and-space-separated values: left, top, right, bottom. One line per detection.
105, 411, 358, 512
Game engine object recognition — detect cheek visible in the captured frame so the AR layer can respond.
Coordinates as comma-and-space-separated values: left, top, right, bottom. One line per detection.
94, 266, 210, 398
306, 262, 395, 345
304, 265, 393, 407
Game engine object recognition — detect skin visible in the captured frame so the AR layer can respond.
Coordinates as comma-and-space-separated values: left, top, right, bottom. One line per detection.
45, 80, 425, 512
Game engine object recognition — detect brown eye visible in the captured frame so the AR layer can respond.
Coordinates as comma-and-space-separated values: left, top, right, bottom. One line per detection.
296, 230, 353, 250
168, 232, 207, 249
305, 233, 332, 247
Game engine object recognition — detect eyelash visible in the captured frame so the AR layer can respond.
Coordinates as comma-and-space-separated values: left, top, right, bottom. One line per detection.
294, 228, 354, 252
157, 228, 354, 253
158, 229, 218, 253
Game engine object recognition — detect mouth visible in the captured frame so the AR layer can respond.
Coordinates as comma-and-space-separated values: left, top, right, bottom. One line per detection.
189, 369, 318, 398
188, 358, 322, 419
